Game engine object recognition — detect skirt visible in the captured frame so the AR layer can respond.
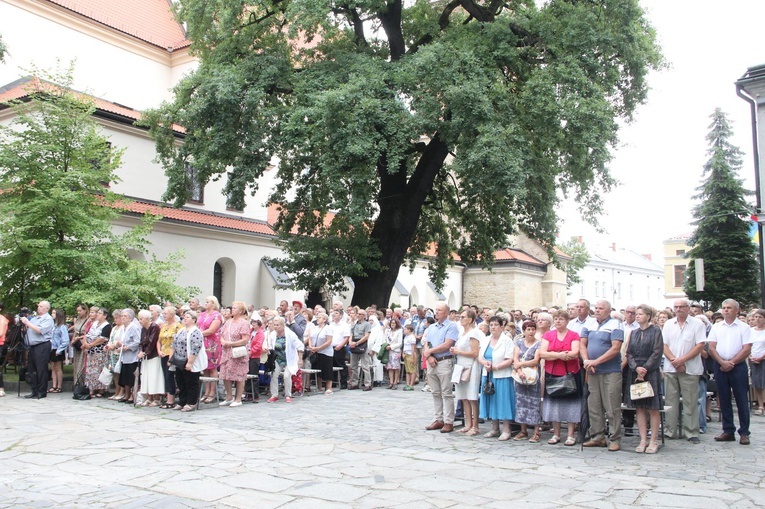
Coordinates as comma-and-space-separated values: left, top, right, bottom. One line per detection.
314, 353, 334, 380
454, 361, 481, 401
514, 380, 542, 426
205, 336, 221, 370
50, 351, 65, 363
479, 376, 515, 421
752, 361, 765, 390
119, 362, 138, 387
218, 346, 249, 382
140, 357, 165, 395
85, 349, 109, 391
385, 351, 401, 370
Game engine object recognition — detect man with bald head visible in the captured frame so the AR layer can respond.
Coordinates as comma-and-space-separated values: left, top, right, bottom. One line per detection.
20, 301, 54, 399
423, 302, 459, 433
581, 299, 624, 451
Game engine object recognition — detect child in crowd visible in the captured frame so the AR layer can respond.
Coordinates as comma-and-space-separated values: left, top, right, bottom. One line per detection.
403, 324, 417, 391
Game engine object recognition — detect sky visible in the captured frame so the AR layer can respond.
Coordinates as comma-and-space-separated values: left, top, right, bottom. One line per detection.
556, 0, 765, 265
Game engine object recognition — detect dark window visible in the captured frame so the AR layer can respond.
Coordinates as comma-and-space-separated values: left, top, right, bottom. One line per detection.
185, 163, 204, 203
673, 265, 686, 288
676, 249, 686, 256
213, 262, 222, 303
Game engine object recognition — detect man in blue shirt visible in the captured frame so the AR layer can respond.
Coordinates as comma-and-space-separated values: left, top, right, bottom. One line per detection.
423, 302, 459, 433
20, 301, 54, 399
581, 299, 624, 451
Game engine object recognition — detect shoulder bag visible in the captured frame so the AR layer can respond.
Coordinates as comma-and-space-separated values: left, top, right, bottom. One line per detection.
544, 359, 577, 397
512, 341, 540, 385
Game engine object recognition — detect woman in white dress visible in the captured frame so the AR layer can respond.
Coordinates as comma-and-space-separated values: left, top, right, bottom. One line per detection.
451, 309, 483, 435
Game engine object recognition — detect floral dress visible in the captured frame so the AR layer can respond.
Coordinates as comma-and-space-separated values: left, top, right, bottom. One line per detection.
198, 310, 222, 370
218, 318, 251, 382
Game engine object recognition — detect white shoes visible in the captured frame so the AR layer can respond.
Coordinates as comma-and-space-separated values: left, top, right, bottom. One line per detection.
229, 401, 242, 407
219, 399, 233, 407
0, 388, 5, 397
421, 385, 432, 392
324, 390, 333, 395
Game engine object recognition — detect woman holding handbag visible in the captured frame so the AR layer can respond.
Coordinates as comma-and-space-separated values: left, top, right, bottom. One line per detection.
451, 310, 484, 435
511, 323, 543, 442
478, 316, 516, 440
540, 310, 582, 446
170, 310, 207, 412
626, 304, 664, 454
218, 301, 252, 408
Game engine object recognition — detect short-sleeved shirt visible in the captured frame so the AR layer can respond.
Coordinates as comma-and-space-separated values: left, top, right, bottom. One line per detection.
568, 316, 596, 336
662, 316, 707, 375
425, 318, 459, 360
27, 313, 54, 346
708, 319, 752, 361
582, 317, 624, 374
351, 320, 371, 341
328, 320, 350, 347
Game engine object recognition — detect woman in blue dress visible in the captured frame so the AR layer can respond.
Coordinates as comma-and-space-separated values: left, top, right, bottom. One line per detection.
478, 316, 516, 441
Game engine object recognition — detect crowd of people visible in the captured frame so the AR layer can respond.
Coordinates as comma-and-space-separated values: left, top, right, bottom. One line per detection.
1, 296, 762, 451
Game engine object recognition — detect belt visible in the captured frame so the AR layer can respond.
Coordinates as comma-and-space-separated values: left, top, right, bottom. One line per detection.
435, 355, 454, 362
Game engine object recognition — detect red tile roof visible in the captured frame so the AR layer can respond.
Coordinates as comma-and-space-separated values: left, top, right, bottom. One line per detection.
0, 76, 185, 134
46, 0, 190, 50
118, 199, 275, 236
493, 248, 546, 266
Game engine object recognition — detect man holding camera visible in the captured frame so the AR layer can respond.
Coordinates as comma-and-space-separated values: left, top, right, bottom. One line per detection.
19, 301, 54, 399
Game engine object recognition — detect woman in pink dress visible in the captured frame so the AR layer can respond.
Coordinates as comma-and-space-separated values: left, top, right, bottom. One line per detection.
218, 301, 251, 407
198, 296, 223, 403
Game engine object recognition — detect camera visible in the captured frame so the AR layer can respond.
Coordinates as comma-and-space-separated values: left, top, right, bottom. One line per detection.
18, 307, 31, 319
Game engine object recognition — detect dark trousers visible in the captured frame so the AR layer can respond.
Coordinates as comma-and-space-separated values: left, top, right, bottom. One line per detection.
248, 358, 261, 400
333, 348, 348, 388
175, 369, 201, 406
160, 356, 176, 396
714, 361, 750, 436
28, 342, 51, 396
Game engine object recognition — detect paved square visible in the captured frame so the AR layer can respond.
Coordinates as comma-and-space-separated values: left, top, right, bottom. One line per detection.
1, 387, 762, 508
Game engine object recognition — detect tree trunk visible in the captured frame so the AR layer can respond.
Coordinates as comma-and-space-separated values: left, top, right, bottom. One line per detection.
350, 135, 449, 308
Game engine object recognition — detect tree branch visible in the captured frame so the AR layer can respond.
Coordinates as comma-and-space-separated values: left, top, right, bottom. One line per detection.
378, 0, 406, 61
407, 0, 461, 55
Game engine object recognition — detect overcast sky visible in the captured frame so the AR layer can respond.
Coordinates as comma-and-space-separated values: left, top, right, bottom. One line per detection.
556, 0, 765, 264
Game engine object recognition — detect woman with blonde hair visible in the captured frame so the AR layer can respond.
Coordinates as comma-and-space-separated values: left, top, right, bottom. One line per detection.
158, 306, 181, 409
198, 296, 223, 404
218, 301, 251, 407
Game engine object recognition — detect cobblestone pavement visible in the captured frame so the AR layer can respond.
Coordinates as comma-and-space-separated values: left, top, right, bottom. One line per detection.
1, 385, 763, 508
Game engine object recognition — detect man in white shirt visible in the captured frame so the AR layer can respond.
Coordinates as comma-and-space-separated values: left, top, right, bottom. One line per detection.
329, 309, 351, 389
568, 299, 595, 335
622, 305, 639, 332
662, 298, 707, 443
708, 298, 753, 445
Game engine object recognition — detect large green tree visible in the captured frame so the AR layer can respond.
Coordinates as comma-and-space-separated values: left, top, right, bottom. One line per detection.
0, 68, 197, 311
145, 0, 662, 307
560, 236, 589, 292
684, 109, 759, 309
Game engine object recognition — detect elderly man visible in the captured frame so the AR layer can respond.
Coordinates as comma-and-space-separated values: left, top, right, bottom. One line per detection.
423, 302, 459, 433
348, 309, 372, 391
708, 298, 753, 445
662, 298, 707, 443
581, 299, 624, 451
568, 299, 594, 335
20, 301, 54, 399
623, 305, 639, 332
285, 301, 306, 339
329, 308, 351, 389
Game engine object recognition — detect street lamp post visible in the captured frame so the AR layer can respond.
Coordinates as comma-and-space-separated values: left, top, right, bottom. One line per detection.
736, 64, 765, 307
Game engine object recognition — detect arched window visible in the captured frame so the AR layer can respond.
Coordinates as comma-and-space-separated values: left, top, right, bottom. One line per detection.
213, 262, 222, 304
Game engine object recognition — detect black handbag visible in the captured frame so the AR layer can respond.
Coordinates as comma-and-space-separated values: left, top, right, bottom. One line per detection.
168, 354, 186, 369
72, 377, 91, 400
545, 367, 577, 397
264, 351, 277, 373
482, 372, 495, 395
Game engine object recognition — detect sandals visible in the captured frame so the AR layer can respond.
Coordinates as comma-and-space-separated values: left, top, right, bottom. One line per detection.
465, 427, 479, 436
530, 432, 542, 444
564, 436, 576, 446
457, 427, 471, 434
181, 404, 195, 412
635, 441, 648, 453
148, 400, 160, 407
483, 430, 500, 438
645, 443, 659, 454
548, 435, 561, 445
513, 431, 529, 441
159, 403, 174, 409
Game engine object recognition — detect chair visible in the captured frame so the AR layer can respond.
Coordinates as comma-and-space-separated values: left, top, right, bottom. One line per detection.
197, 376, 220, 409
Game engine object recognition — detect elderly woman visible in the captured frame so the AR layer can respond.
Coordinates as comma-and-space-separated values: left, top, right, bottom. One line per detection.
83, 307, 112, 398
149, 304, 163, 325
117, 309, 142, 404
512, 319, 543, 443
48, 309, 69, 393
218, 301, 251, 407
306, 311, 334, 394
451, 310, 483, 435
105, 310, 124, 400
626, 305, 664, 454
478, 315, 516, 440
138, 309, 164, 407
535, 312, 552, 341
750, 309, 765, 417
540, 311, 582, 446
158, 306, 181, 409
199, 296, 223, 404
267, 316, 305, 403
170, 310, 207, 412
